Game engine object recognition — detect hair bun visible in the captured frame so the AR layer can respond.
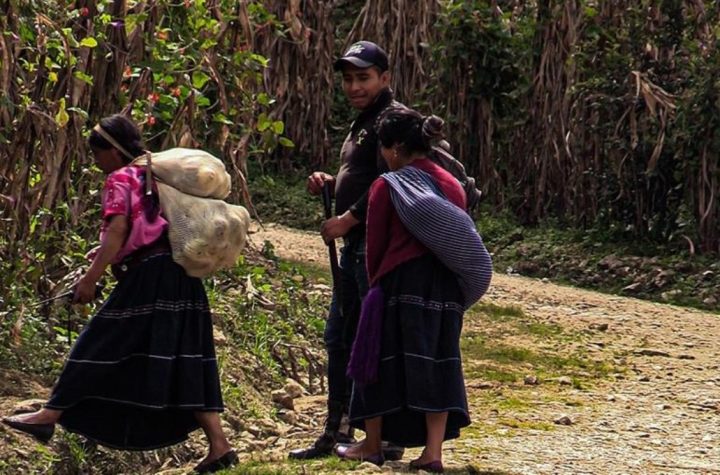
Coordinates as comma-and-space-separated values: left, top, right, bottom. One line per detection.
421, 115, 445, 145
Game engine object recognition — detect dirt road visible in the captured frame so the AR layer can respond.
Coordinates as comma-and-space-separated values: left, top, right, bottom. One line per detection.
252, 224, 720, 475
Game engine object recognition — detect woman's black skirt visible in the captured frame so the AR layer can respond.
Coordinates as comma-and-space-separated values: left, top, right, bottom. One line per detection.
46, 253, 223, 450
349, 253, 470, 447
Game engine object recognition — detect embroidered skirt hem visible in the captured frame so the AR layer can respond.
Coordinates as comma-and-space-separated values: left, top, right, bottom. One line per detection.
349, 254, 470, 447
46, 254, 223, 450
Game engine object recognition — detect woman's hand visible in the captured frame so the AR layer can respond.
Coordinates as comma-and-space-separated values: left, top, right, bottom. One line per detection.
73, 275, 98, 304
85, 245, 101, 261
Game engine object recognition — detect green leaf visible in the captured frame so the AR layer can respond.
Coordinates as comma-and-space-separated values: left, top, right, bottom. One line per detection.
257, 93, 270, 106
80, 37, 98, 48
55, 98, 69, 128
67, 107, 89, 120
250, 53, 270, 68
61, 29, 80, 48
192, 71, 211, 89
200, 39, 218, 50
257, 113, 271, 132
125, 13, 148, 36
196, 94, 211, 107
279, 137, 295, 148
73, 71, 94, 85
213, 113, 234, 125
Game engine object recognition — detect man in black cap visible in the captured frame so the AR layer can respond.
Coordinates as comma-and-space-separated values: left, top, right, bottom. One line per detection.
289, 40, 405, 461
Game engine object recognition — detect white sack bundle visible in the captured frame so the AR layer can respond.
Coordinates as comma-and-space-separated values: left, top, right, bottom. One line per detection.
135, 148, 231, 199
156, 182, 251, 277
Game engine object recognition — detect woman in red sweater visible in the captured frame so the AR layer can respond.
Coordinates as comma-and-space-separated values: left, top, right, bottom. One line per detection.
337, 109, 473, 473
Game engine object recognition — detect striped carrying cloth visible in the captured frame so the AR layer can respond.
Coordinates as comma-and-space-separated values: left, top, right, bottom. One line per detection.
381, 166, 492, 309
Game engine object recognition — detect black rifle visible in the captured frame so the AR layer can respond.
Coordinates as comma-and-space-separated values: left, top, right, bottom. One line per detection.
18, 283, 104, 346
30, 283, 104, 308
322, 182, 342, 311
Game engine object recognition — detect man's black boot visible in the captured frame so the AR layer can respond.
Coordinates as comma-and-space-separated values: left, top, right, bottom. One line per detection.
288, 401, 352, 460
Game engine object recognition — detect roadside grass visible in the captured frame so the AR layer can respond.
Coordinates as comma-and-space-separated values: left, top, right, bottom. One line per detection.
458, 300, 620, 456
224, 457, 359, 475
223, 457, 512, 475
465, 301, 615, 383
463, 336, 614, 379
473, 302, 526, 321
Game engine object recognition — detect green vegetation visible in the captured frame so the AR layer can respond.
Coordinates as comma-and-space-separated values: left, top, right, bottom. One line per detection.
0, 249, 330, 474
480, 208, 720, 312
224, 457, 360, 475
473, 302, 526, 321
497, 418, 555, 432
248, 174, 325, 231
463, 333, 615, 382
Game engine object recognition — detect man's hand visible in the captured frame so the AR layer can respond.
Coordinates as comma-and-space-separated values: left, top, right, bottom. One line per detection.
321, 211, 359, 243
73, 275, 99, 305
307, 172, 335, 196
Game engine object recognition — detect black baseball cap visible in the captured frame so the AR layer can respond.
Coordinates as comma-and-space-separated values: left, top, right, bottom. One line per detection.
333, 41, 389, 72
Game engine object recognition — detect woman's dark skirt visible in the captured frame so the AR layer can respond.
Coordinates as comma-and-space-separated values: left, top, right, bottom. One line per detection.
45, 253, 223, 450
349, 253, 470, 447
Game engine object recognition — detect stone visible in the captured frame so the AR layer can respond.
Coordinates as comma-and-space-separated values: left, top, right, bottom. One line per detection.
467, 380, 497, 389
554, 415, 573, 425
277, 410, 298, 425
634, 349, 670, 357
622, 282, 642, 293
357, 461, 383, 472
283, 379, 304, 399
557, 376, 573, 386
271, 389, 294, 410
524, 375, 539, 385
258, 418, 282, 436
653, 270, 676, 288
589, 322, 609, 331
598, 255, 624, 270
213, 328, 228, 346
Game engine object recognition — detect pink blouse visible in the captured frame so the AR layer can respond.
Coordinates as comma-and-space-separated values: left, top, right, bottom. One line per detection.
101, 165, 168, 263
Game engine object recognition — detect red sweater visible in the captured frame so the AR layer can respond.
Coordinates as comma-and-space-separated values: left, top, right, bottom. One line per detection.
365, 158, 467, 285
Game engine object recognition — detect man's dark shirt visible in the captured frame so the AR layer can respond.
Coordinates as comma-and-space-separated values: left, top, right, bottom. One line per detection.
335, 88, 404, 242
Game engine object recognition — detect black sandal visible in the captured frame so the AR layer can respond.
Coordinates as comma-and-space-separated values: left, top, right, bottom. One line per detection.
2, 416, 55, 443
194, 450, 239, 474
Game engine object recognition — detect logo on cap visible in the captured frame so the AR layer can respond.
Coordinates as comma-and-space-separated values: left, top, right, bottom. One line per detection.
345, 43, 365, 56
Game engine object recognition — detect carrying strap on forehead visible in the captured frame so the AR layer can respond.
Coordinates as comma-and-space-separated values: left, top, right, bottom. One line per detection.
93, 123, 153, 195
92, 124, 136, 162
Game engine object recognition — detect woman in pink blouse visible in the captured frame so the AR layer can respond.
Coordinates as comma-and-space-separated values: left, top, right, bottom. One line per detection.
2, 114, 236, 474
